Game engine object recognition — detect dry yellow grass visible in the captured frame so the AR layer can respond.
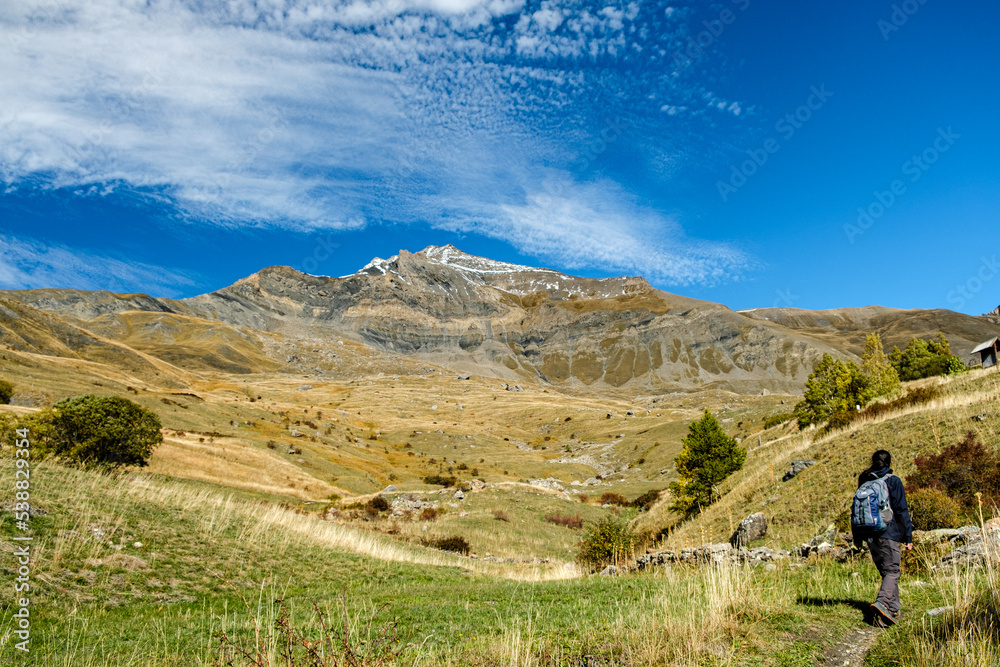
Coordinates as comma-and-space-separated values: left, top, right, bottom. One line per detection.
146, 434, 344, 501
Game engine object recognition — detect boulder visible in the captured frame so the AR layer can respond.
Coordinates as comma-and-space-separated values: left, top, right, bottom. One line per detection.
730, 512, 768, 548
383, 485, 398, 493
782, 460, 815, 482
454, 490, 465, 500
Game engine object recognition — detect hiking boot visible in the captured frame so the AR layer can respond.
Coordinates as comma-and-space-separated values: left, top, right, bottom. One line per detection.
871, 602, 896, 626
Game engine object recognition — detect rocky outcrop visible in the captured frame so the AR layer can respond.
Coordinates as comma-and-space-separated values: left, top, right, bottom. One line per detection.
731, 512, 768, 548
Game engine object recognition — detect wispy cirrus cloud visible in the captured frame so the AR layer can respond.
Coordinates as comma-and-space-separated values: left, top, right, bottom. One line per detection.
0, 0, 753, 285
0, 235, 198, 296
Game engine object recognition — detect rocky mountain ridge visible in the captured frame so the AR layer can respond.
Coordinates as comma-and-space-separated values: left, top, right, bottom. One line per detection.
2, 244, 998, 393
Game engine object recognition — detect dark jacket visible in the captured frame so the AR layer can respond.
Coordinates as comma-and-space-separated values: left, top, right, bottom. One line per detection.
855, 466, 913, 545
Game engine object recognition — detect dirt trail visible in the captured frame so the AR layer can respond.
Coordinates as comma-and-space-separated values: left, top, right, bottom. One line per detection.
821, 627, 880, 666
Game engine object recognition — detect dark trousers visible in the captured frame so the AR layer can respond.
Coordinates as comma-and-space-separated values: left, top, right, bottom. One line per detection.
868, 537, 901, 614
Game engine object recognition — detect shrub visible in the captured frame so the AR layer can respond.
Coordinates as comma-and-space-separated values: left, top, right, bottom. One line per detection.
631, 489, 661, 511
367, 496, 390, 513
0, 380, 13, 404
907, 431, 1000, 513
577, 517, 638, 571
907, 487, 962, 530
423, 474, 457, 487
577, 494, 589, 504
419, 508, 439, 521
597, 492, 630, 507
763, 412, 794, 429
545, 514, 583, 529
822, 410, 855, 433
429, 535, 470, 555
668, 411, 746, 518
7, 394, 163, 469
860, 386, 940, 422
492, 509, 509, 522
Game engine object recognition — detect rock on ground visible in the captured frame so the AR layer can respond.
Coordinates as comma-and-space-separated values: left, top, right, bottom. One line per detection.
730, 512, 768, 548
782, 459, 815, 482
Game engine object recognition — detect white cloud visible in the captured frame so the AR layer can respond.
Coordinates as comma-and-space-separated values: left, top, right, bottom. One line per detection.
0, 235, 198, 296
0, 0, 753, 286
447, 179, 752, 285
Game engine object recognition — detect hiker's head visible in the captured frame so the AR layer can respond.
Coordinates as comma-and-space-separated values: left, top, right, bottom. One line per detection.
871, 449, 891, 470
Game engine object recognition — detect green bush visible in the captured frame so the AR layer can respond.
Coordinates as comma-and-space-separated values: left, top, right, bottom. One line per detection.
3, 394, 162, 469
597, 492, 630, 506
577, 516, 638, 572
367, 496, 390, 513
0, 379, 13, 404
428, 535, 471, 555
423, 474, 457, 487
907, 487, 961, 530
763, 412, 794, 429
545, 514, 583, 529
631, 489, 661, 511
823, 410, 855, 433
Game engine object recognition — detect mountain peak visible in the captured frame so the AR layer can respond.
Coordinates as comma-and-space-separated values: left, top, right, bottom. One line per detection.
416, 244, 556, 276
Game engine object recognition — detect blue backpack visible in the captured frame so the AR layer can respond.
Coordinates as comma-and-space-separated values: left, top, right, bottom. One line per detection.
851, 474, 894, 535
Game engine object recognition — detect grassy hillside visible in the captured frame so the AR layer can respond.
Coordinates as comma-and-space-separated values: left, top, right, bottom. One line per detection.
0, 457, 970, 666
645, 368, 1000, 550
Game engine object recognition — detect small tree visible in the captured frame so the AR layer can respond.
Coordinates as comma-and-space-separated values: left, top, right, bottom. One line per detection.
860, 333, 900, 398
40, 395, 163, 469
794, 354, 871, 428
668, 411, 746, 518
0, 379, 13, 404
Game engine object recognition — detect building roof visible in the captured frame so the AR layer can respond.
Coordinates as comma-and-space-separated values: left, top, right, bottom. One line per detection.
971, 337, 1000, 354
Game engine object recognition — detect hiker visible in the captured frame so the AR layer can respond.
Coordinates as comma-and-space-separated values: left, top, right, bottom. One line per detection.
852, 449, 913, 626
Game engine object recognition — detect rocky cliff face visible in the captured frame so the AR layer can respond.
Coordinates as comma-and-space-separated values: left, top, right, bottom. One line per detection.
4, 245, 997, 393
174, 245, 841, 392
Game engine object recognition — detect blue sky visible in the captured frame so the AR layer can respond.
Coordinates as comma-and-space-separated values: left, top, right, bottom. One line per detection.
1, 0, 998, 314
